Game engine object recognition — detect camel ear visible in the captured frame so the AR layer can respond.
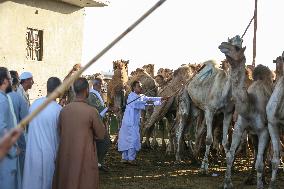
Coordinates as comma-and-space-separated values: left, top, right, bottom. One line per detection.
241, 46, 246, 53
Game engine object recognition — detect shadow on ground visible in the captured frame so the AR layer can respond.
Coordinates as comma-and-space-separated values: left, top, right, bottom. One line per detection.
100, 145, 284, 189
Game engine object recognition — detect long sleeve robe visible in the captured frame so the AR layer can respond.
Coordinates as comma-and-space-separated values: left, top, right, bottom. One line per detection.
88, 89, 108, 118
16, 85, 30, 106
22, 97, 62, 189
0, 91, 20, 189
52, 99, 106, 189
118, 92, 161, 152
8, 91, 29, 179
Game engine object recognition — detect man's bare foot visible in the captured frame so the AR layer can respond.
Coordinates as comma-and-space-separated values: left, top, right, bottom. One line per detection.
120, 159, 128, 163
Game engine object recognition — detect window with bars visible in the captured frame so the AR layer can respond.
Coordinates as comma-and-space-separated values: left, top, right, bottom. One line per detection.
26, 28, 43, 61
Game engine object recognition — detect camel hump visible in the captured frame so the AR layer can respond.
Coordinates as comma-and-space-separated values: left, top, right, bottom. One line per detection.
194, 60, 219, 81
253, 64, 273, 82
203, 60, 218, 67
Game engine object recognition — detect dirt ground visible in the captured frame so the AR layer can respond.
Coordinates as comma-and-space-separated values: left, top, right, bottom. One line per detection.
100, 145, 284, 189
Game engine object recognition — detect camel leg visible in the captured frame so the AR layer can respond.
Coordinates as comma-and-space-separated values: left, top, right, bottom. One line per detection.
267, 123, 280, 189
244, 134, 258, 185
175, 91, 190, 161
161, 119, 167, 150
142, 124, 154, 149
112, 113, 121, 145
224, 117, 247, 189
175, 116, 186, 162
200, 110, 214, 174
166, 115, 175, 154
222, 112, 233, 154
151, 123, 159, 149
255, 129, 269, 189
193, 114, 205, 159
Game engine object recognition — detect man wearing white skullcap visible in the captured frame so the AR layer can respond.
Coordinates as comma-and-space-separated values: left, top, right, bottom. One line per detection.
17, 72, 34, 106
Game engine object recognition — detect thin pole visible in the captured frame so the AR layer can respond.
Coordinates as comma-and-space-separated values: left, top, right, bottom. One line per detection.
252, 0, 258, 67
17, 0, 167, 130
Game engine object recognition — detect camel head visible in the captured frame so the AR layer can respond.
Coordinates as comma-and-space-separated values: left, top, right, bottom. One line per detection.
154, 74, 165, 87
273, 54, 284, 80
72, 64, 81, 71
157, 68, 173, 82
172, 65, 195, 84
130, 68, 146, 77
219, 35, 246, 67
142, 64, 155, 77
113, 59, 129, 72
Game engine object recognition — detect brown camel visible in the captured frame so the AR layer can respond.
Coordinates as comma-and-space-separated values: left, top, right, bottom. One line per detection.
107, 59, 129, 143
60, 64, 81, 105
156, 68, 174, 82
142, 64, 155, 78
143, 64, 200, 150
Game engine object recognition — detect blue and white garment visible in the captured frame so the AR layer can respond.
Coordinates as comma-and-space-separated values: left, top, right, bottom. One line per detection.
0, 90, 20, 189
22, 97, 62, 189
118, 92, 161, 152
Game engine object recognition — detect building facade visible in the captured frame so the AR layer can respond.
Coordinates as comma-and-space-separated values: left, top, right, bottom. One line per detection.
0, 0, 106, 101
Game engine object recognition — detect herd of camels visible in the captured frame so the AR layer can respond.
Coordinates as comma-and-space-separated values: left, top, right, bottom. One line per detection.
80, 36, 283, 189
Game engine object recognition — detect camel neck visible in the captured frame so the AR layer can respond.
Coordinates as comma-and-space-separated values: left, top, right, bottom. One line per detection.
229, 57, 250, 115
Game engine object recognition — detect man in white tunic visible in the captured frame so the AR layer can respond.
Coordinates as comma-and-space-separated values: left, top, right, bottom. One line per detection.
22, 77, 62, 189
17, 72, 34, 106
118, 81, 168, 164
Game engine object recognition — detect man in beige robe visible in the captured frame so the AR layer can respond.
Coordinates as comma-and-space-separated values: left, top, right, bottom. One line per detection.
52, 78, 106, 189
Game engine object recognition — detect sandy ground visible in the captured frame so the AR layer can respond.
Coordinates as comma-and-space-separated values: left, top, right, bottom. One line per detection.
100, 145, 284, 189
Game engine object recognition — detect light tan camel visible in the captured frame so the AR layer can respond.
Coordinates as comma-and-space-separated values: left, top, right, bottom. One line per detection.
174, 60, 234, 174
266, 53, 284, 189
219, 36, 273, 189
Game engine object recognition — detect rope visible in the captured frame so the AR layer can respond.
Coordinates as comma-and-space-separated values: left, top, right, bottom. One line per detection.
241, 15, 254, 39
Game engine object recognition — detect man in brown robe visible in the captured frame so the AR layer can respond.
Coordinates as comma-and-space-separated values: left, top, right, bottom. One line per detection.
52, 77, 106, 189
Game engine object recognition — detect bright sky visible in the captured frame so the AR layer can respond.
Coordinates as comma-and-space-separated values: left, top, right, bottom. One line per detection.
82, 0, 284, 75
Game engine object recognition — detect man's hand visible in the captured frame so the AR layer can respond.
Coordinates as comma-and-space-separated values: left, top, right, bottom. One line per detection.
0, 128, 22, 160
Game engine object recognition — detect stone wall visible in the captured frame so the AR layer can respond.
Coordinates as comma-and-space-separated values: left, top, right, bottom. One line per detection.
0, 0, 85, 101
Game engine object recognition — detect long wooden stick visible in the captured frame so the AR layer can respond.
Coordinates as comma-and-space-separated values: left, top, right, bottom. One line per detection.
17, 0, 167, 130
252, 0, 258, 67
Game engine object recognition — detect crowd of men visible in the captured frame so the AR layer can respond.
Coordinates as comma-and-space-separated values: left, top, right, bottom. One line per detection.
0, 66, 168, 189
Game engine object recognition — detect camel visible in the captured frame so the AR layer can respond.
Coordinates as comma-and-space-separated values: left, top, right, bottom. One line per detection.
174, 60, 234, 174
127, 67, 157, 96
142, 64, 155, 78
60, 64, 81, 105
219, 36, 274, 189
143, 64, 198, 150
266, 53, 284, 189
156, 68, 174, 82
107, 59, 129, 143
